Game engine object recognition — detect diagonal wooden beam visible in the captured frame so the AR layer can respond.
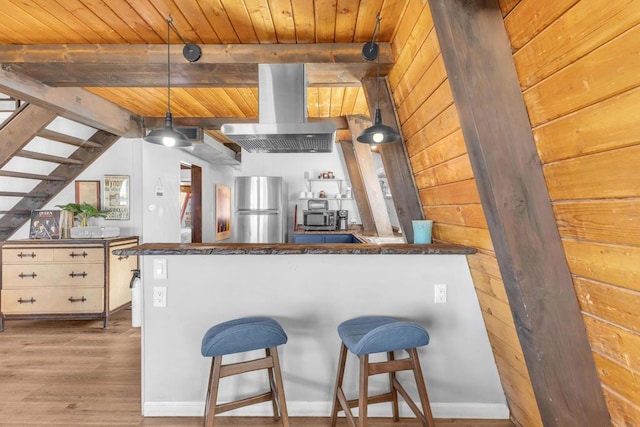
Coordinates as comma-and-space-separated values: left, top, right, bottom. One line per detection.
346, 115, 393, 237
0, 66, 142, 137
428, 0, 610, 425
360, 76, 425, 242
338, 139, 376, 233
0, 103, 56, 168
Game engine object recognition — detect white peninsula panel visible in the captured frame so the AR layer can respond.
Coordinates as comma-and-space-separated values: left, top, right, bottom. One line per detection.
140, 253, 507, 419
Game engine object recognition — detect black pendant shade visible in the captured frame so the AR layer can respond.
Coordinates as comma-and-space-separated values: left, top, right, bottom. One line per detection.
357, 108, 401, 144
144, 17, 192, 148
144, 111, 191, 148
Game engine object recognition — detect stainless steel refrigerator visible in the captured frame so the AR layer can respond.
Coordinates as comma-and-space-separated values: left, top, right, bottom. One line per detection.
234, 176, 287, 243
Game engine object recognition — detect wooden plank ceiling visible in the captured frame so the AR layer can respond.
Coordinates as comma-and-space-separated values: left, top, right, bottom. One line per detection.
0, 0, 407, 145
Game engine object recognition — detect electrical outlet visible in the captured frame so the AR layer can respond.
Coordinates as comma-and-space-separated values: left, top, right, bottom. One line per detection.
153, 287, 167, 307
434, 284, 447, 304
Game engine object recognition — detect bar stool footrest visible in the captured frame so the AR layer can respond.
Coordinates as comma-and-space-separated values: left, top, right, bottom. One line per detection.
344, 391, 395, 408
220, 356, 273, 378
216, 391, 274, 414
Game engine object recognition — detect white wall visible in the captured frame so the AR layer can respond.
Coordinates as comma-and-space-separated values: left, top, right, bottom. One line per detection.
140, 142, 237, 243
12, 136, 142, 239
240, 146, 362, 236
11, 136, 238, 244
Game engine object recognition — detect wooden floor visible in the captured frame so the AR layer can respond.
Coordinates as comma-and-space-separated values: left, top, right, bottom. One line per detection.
0, 310, 514, 426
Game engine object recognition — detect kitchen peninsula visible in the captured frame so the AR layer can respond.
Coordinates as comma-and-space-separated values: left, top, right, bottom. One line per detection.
116, 241, 509, 420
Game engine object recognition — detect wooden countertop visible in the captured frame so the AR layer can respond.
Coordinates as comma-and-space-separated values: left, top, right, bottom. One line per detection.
113, 242, 476, 256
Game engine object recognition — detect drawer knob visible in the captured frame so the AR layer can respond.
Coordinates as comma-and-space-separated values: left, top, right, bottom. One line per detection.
69, 271, 88, 278
118, 255, 129, 261
18, 272, 37, 279
69, 251, 88, 258
17, 252, 36, 259
17, 297, 36, 304
68, 296, 87, 303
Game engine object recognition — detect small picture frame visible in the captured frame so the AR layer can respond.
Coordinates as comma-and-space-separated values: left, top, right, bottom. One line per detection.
103, 175, 130, 220
215, 184, 231, 240
75, 180, 100, 209
29, 210, 61, 239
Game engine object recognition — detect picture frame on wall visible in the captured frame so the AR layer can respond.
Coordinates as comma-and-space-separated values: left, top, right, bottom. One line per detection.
75, 180, 100, 208
215, 184, 231, 240
103, 175, 130, 220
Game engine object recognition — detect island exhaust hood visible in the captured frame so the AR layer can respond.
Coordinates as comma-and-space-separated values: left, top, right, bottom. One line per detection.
221, 64, 336, 153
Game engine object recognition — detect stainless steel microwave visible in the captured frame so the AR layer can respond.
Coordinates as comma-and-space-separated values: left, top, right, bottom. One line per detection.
302, 210, 336, 230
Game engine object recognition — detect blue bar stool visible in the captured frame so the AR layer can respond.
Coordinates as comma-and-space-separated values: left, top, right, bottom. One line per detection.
330, 316, 435, 427
201, 316, 289, 427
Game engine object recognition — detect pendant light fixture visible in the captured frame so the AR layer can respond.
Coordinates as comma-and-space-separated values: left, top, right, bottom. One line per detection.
357, 13, 401, 145
144, 16, 192, 148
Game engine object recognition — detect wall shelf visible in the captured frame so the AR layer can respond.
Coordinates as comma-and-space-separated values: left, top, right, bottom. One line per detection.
303, 178, 351, 209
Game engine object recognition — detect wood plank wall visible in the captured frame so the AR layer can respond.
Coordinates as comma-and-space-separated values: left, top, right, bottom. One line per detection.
389, 0, 640, 426
504, 0, 640, 425
388, 2, 543, 426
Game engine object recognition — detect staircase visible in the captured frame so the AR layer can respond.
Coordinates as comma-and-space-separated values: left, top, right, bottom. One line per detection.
0, 93, 120, 241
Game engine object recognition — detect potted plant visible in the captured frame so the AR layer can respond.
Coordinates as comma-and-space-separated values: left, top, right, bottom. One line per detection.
56, 202, 109, 227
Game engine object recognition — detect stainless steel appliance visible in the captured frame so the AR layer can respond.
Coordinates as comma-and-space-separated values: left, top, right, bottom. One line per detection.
234, 176, 287, 243
302, 200, 336, 231
336, 210, 349, 231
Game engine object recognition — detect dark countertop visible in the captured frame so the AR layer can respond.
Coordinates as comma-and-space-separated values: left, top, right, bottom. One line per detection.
113, 242, 476, 256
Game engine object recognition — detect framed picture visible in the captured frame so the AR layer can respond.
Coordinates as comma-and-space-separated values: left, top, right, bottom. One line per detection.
103, 175, 130, 220
75, 180, 100, 208
215, 184, 231, 240
29, 210, 61, 239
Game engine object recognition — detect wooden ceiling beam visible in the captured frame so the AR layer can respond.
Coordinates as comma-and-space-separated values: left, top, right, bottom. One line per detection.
0, 43, 392, 88
143, 116, 349, 130
0, 66, 143, 137
0, 43, 392, 64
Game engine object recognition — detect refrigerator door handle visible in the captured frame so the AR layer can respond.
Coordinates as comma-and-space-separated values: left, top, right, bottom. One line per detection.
237, 210, 279, 215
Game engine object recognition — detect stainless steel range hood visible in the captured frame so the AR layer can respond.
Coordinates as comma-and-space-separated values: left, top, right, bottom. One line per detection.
221, 64, 336, 153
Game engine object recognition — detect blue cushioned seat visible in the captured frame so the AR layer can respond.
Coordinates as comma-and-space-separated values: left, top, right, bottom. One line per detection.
338, 316, 430, 355
201, 316, 288, 357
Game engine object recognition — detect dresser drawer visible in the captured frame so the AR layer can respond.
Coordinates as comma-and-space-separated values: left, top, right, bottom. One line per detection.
53, 247, 104, 263
2, 248, 54, 264
2, 287, 104, 314
2, 263, 104, 288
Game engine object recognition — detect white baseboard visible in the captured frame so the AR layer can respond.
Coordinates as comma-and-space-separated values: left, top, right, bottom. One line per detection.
143, 401, 509, 419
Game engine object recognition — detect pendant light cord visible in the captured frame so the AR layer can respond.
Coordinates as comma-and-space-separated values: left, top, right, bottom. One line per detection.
374, 13, 382, 113
166, 16, 172, 114
376, 42, 380, 110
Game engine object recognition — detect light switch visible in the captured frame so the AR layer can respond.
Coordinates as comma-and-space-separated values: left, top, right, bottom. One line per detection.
153, 259, 167, 279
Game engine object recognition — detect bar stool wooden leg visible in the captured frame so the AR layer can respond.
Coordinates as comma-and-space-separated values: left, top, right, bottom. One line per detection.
388, 351, 400, 421
330, 343, 348, 427
204, 356, 223, 427
409, 348, 435, 427
265, 348, 280, 421
358, 354, 368, 427
270, 346, 290, 427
